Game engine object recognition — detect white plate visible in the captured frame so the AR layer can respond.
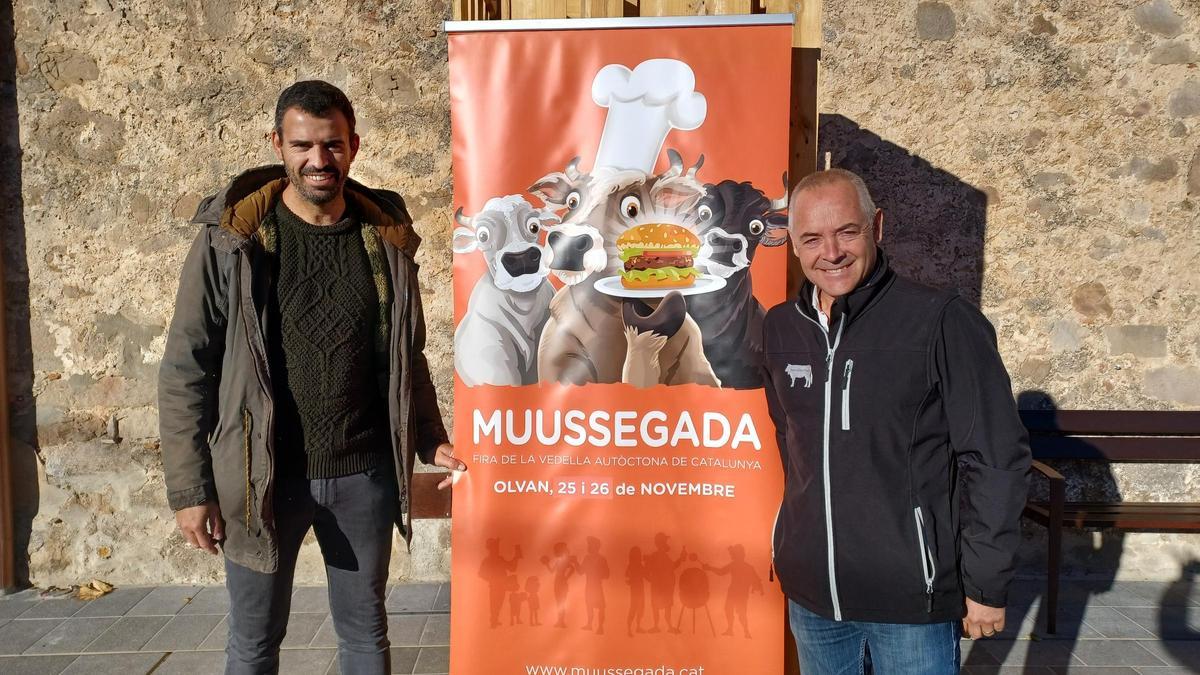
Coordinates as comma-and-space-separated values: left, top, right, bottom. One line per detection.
592, 274, 727, 298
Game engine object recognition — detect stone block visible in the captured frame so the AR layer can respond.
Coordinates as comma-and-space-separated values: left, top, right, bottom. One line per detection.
1149, 40, 1198, 65
1145, 366, 1200, 404
1134, 0, 1185, 38
1169, 81, 1200, 118
916, 2, 955, 41
1106, 325, 1168, 357
1071, 283, 1114, 321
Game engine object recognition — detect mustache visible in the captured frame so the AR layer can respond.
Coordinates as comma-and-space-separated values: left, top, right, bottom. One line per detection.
300, 167, 340, 178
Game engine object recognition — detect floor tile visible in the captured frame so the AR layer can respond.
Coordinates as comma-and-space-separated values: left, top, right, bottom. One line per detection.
962, 668, 1055, 674
151, 650, 227, 674
197, 615, 228, 651
141, 613, 223, 651
73, 588, 153, 619
178, 586, 230, 615
125, 587, 199, 616
84, 615, 170, 653
59, 652, 167, 675
0, 654, 77, 674
0, 600, 42, 623
388, 615, 428, 647
24, 618, 116, 655
1071, 641, 1168, 667
387, 584, 440, 613
310, 616, 338, 648
420, 615, 449, 646
1115, 606, 1200, 640
1050, 668, 1140, 674
16, 599, 88, 621
279, 648, 335, 675
1135, 640, 1200, 669
1081, 606, 1158, 639
292, 586, 330, 614
281, 612, 327, 649
432, 584, 450, 612
975, 639, 1082, 667
0, 620, 64, 656
413, 646, 449, 674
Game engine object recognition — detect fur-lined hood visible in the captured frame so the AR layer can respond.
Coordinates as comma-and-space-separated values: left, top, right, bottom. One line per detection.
190, 165, 421, 258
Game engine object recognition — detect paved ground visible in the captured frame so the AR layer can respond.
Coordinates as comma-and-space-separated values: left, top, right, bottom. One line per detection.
0, 579, 1197, 673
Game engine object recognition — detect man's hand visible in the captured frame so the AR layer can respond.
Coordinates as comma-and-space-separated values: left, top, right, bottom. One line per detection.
433, 443, 466, 490
175, 503, 225, 555
962, 597, 1005, 639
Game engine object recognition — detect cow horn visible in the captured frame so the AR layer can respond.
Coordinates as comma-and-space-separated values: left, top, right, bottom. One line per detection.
770, 172, 789, 209
664, 149, 684, 178
566, 156, 582, 180
686, 154, 706, 180
454, 207, 472, 227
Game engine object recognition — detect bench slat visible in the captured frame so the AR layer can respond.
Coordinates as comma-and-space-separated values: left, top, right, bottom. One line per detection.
1021, 410, 1200, 436
1030, 435, 1200, 462
1025, 502, 1200, 530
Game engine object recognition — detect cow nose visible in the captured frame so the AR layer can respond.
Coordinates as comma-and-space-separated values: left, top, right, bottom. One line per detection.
548, 231, 563, 248
573, 236, 591, 252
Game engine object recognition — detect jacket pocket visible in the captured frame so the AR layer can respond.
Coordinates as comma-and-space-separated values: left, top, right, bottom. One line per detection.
242, 407, 252, 534
841, 359, 854, 431
913, 506, 936, 611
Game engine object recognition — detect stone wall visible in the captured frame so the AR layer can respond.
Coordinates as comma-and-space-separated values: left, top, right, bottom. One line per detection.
2, 0, 1197, 586
819, 0, 1200, 581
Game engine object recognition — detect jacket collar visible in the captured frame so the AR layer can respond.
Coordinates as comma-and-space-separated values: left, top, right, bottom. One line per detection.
797, 248, 895, 329
190, 164, 421, 258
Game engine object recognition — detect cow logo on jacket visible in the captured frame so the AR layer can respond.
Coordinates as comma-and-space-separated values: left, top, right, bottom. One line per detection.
453, 58, 787, 390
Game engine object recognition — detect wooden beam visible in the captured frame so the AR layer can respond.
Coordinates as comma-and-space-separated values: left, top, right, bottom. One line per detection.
580, 0, 627, 17
511, 0, 569, 18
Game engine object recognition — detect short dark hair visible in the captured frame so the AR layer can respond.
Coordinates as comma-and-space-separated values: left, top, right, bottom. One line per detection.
274, 80, 356, 137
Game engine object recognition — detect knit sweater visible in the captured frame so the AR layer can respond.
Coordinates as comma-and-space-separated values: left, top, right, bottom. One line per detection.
267, 199, 388, 478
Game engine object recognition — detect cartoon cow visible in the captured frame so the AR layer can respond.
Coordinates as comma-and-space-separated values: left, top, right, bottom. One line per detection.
530, 151, 720, 388
686, 179, 789, 389
452, 195, 559, 386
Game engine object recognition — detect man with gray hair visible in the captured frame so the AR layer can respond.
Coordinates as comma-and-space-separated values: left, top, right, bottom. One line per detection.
762, 168, 1030, 673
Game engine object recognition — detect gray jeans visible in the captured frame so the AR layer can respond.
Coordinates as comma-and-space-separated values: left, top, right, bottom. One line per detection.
224, 467, 397, 675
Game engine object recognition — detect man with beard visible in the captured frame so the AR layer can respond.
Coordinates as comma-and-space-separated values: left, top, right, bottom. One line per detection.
159, 80, 464, 674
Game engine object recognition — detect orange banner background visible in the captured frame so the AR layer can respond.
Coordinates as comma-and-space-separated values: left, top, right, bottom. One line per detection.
448, 19, 792, 674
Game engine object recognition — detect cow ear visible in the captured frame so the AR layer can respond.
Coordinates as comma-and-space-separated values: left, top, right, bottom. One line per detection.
452, 226, 479, 254
529, 172, 573, 207
760, 211, 790, 247
651, 177, 705, 212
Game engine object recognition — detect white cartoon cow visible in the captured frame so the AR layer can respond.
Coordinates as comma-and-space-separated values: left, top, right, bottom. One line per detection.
452, 195, 559, 386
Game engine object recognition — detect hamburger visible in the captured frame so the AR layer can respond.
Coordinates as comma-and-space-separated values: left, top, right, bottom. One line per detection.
616, 223, 702, 289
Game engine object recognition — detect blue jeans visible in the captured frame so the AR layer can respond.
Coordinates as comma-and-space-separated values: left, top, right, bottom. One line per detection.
224, 467, 398, 675
789, 600, 960, 675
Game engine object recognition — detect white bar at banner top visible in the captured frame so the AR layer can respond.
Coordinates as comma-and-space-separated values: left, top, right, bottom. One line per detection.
444, 13, 795, 34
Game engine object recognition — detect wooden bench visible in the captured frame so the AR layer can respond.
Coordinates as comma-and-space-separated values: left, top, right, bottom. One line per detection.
411, 471, 453, 519
1021, 409, 1200, 634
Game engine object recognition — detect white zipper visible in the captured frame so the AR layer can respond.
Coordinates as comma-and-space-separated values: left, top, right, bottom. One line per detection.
771, 502, 783, 560
795, 303, 844, 621
841, 360, 854, 431
913, 506, 936, 611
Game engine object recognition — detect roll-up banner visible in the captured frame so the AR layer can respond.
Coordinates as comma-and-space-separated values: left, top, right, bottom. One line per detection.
446, 14, 794, 675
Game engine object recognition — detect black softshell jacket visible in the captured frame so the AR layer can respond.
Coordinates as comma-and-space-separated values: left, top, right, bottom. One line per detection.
763, 252, 1030, 624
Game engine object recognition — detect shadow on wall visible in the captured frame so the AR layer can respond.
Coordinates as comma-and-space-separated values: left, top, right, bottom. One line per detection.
817, 114, 987, 306
1, 0, 39, 590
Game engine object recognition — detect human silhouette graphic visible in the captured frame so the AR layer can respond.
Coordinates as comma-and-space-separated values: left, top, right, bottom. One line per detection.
580, 537, 611, 634
703, 543, 764, 637
525, 576, 542, 627
644, 533, 688, 634
479, 539, 523, 628
541, 542, 579, 628
625, 546, 647, 636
